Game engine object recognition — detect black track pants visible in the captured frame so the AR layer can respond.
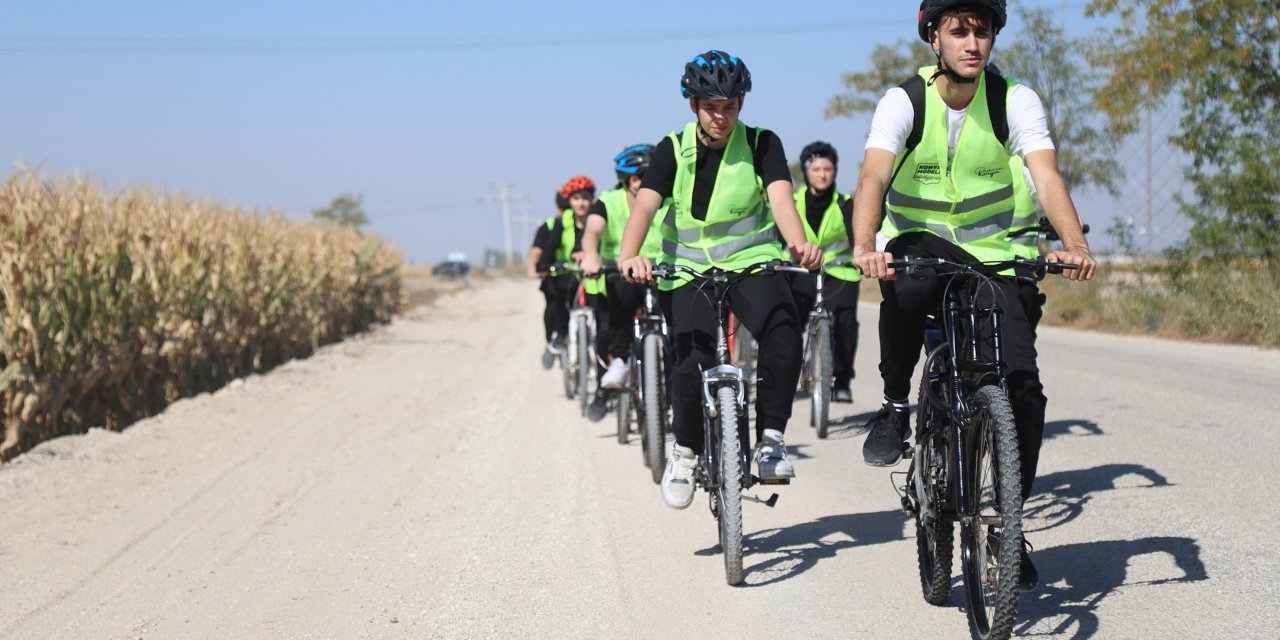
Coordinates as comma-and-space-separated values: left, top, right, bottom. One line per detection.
660, 274, 802, 453
542, 276, 575, 343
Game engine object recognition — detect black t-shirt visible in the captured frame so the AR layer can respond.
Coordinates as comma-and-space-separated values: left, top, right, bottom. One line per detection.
587, 200, 609, 221
642, 126, 792, 221
801, 188, 855, 246
532, 220, 550, 249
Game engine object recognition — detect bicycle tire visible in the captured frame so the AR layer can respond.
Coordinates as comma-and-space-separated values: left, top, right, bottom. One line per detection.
715, 385, 745, 586
642, 334, 667, 484
616, 385, 631, 444
577, 318, 591, 417
960, 385, 1023, 640
814, 318, 833, 438
914, 357, 953, 605
562, 336, 576, 400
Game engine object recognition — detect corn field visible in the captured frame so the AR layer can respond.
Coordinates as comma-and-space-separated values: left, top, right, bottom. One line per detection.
0, 169, 403, 463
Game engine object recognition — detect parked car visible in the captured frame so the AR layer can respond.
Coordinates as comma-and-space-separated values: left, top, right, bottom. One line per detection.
433, 260, 470, 278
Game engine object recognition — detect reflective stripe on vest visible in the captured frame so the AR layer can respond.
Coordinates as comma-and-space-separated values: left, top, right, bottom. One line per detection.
794, 190, 860, 282
882, 66, 1019, 263
660, 120, 783, 289
1007, 154, 1042, 259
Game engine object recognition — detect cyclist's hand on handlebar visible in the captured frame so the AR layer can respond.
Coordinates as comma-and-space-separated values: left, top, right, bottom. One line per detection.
1046, 247, 1096, 282
789, 242, 823, 271
855, 250, 897, 281
620, 256, 654, 284
579, 253, 602, 278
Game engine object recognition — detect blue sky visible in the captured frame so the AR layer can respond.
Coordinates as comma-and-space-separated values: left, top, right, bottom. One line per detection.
3, 0, 1110, 264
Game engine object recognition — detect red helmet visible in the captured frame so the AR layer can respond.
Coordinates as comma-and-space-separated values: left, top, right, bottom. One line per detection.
559, 175, 596, 199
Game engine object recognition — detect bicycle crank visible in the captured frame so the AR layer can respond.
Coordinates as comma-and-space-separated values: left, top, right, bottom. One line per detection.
742, 492, 779, 507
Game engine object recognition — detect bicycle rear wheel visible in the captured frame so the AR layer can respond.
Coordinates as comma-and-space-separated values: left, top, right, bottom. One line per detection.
577, 317, 591, 417
913, 346, 953, 605
616, 385, 631, 444
960, 385, 1023, 640
641, 334, 667, 484
813, 318, 833, 438
715, 385, 744, 586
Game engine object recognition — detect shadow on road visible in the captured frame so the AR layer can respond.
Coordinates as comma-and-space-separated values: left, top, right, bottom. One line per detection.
1016, 536, 1208, 639
694, 509, 908, 587
816, 410, 879, 440
1043, 418, 1104, 441
1024, 463, 1172, 533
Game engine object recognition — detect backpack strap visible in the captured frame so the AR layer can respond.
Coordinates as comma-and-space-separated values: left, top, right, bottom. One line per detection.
984, 66, 1010, 146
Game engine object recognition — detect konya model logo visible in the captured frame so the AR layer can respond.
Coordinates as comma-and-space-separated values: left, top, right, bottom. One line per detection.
913, 163, 941, 185
976, 167, 1005, 178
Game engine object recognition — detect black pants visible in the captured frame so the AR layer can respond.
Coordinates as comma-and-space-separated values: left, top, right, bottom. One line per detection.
790, 274, 860, 388
541, 276, 575, 343
878, 233, 1047, 501
660, 275, 802, 453
604, 278, 645, 362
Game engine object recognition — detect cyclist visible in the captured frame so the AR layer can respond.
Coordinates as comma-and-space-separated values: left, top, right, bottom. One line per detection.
851, 0, 1095, 589
536, 176, 597, 375
528, 191, 574, 369
580, 145, 669, 422
788, 141, 862, 404
617, 50, 822, 509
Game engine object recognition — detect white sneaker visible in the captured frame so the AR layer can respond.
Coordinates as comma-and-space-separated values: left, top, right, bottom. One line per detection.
600, 357, 630, 390
660, 444, 698, 509
755, 429, 795, 480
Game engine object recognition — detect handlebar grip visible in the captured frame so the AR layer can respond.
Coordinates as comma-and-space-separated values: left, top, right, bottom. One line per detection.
1045, 262, 1080, 274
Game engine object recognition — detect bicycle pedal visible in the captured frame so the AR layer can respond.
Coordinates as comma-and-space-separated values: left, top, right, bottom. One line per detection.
902, 443, 914, 458
755, 477, 791, 486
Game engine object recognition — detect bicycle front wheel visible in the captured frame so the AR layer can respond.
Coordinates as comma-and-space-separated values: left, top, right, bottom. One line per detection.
715, 385, 744, 586
577, 318, 591, 417
641, 334, 667, 484
813, 318, 833, 438
960, 385, 1024, 640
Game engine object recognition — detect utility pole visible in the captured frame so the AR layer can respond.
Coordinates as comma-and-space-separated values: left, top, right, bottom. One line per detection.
513, 203, 538, 258
480, 182, 528, 267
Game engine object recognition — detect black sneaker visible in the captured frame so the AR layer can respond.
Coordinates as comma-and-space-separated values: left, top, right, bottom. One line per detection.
540, 346, 556, 370
861, 404, 909, 466
587, 389, 610, 422
1018, 538, 1038, 592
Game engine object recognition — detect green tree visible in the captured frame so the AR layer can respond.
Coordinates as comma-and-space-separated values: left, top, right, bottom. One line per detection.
1000, 6, 1121, 194
825, 40, 935, 119
1088, 0, 1280, 261
311, 193, 369, 230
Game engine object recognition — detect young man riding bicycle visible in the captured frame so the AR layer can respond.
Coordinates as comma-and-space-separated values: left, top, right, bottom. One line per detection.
580, 145, 669, 422
617, 50, 822, 509
535, 177, 597, 370
852, 0, 1095, 589
788, 141, 862, 405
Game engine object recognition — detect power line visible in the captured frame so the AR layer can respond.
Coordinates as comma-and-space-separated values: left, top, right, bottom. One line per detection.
0, 18, 907, 55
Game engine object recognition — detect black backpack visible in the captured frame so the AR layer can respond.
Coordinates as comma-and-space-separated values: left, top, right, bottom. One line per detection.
897, 66, 1011, 164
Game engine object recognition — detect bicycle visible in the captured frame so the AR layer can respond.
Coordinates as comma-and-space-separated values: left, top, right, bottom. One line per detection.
797, 263, 854, 439
890, 255, 1076, 640
622, 272, 671, 482
546, 263, 596, 415
654, 260, 807, 586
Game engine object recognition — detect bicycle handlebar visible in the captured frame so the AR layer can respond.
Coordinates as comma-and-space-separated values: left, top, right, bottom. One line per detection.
885, 255, 1079, 281
1007, 216, 1092, 241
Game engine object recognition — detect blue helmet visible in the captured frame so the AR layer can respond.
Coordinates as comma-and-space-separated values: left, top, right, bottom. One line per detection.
614, 144, 654, 184
680, 50, 752, 100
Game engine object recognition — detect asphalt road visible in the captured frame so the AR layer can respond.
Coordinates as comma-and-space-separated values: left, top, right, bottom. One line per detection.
1, 278, 1276, 639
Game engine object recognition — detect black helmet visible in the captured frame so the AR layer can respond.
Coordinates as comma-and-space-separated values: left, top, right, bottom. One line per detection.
680, 50, 752, 100
917, 0, 1007, 43
799, 141, 839, 171
614, 144, 654, 183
